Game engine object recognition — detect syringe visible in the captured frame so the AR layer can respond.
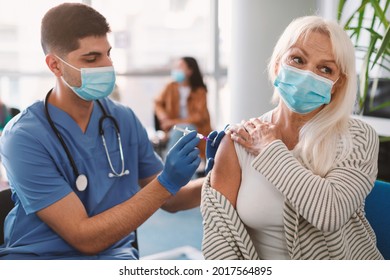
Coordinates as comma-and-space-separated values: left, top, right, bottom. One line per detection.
173, 125, 210, 141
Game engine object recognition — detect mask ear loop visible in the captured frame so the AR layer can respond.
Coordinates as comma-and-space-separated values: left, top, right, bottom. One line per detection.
330, 76, 341, 95
55, 55, 91, 101
55, 55, 81, 72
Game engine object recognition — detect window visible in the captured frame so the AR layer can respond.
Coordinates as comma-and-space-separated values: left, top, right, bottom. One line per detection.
0, 0, 228, 130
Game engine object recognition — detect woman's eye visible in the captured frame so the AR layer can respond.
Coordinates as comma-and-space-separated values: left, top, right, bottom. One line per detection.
320, 66, 332, 74
292, 57, 303, 64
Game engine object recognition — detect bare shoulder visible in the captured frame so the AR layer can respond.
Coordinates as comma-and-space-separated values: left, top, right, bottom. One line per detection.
210, 134, 241, 207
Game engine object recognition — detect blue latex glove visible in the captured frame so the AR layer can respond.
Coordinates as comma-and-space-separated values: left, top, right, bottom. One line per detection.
204, 126, 227, 174
158, 131, 201, 195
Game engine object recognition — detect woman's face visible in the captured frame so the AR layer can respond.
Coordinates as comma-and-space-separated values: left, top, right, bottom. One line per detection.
175, 59, 192, 78
281, 31, 341, 93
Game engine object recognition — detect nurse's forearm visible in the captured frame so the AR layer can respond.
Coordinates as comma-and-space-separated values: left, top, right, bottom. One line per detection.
161, 177, 203, 212
37, 178, 172, 256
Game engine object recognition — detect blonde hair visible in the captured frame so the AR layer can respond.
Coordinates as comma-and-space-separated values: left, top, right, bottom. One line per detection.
268, 16, 357, 176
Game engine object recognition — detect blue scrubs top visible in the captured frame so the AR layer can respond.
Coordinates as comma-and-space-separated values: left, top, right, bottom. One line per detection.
0, 96, 163, 259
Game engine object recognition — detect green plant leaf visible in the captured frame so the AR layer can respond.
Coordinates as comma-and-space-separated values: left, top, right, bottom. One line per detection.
385, 0, 390, 14
359, 36, 377, 112
356, 8, 366, 41
339, 0, 389, 114
343, 0, 370, 29
370, 0, 389, 28
337, 0, 347, 22
359, 53, 370, 112
360, 27, 382, 38
376, 62, 390, 73
379, 136, 390, 142
371, 25, 390, 69
370, 100, 390, 111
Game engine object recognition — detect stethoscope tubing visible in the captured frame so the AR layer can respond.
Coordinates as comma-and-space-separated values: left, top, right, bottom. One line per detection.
44, 90, 81, 180
44, 90, 128, 191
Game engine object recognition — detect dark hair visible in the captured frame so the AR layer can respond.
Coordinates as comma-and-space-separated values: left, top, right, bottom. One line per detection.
41, 3, 111, 55
182, 57, 207, 91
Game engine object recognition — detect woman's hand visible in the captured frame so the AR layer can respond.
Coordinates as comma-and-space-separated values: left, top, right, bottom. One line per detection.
228, 118, 281, 156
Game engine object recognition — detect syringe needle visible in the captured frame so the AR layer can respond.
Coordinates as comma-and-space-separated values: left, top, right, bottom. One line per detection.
173, 125, 210, 141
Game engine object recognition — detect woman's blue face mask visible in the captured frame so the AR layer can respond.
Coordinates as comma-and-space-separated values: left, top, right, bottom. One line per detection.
274, 64, 338, 114
171, 70, 186, 83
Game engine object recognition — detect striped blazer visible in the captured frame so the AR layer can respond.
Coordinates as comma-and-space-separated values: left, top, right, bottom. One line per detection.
201, 118, 383, 260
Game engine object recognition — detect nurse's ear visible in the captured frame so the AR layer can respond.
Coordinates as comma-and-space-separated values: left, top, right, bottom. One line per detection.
45, 54, 62, 77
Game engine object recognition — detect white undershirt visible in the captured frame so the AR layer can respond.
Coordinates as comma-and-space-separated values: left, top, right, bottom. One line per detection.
235, 111, 290, 260
178, 86, 190, 118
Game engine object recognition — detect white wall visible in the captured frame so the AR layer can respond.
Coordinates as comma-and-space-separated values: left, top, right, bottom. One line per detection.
225, 0, 318, 125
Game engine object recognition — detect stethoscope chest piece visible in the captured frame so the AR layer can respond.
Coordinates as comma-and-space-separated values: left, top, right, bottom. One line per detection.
45, 90, 128, 192
76, 174, 88, 192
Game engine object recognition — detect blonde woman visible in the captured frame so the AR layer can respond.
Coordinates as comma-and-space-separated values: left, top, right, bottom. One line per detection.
201, 15, 383, 260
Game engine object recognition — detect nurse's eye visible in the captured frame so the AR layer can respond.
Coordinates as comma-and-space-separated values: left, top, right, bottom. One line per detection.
84, 55, 98, 63
85, 57, 97, 63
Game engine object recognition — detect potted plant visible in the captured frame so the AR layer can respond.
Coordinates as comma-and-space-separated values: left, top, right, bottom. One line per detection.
337, 0, 390, 115
337, 0, 390, 181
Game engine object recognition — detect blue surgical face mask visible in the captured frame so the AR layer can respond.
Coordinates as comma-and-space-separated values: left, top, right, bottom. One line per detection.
57, 56, 116, 101
171, 70, 186, 83
274, 64, 337, 114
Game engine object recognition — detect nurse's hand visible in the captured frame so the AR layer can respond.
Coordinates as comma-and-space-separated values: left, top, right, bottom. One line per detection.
204, 128, 227, 174
158, 131, 201, 195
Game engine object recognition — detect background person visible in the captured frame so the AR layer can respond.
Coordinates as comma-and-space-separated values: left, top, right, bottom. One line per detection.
154, 57, 212, 160
0, 99, 19, 134
0, 99, 19, 189
201, 15, 383, 260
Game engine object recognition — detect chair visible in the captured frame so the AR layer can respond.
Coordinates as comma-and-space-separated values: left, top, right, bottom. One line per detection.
10, 107, 20, 118
151, 112, 168, 158
153, 112, 162, 132
0, 188, 14, 245
365, 180, 390, 260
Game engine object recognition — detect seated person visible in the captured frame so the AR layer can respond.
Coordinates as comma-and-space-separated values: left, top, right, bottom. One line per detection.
0, 3, 203, 260
0, 99, 20, 187
201, 15, 383, 260
154, 57, 212, 160
0, 101, 19, 134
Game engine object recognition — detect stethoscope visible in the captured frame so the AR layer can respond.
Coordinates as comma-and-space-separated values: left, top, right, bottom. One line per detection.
44, 90, 129, 192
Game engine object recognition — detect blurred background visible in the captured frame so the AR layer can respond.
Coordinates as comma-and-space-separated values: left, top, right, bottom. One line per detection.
0, 0, 351, 132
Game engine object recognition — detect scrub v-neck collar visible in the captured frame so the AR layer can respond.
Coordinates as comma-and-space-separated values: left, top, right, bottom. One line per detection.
45, 92, 102, 146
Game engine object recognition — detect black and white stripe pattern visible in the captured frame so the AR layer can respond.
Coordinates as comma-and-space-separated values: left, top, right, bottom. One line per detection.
201, 118, 383, 260
201, 173, 259, 260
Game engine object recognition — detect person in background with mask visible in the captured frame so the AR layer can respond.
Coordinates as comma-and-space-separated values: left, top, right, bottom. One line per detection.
154, 57, 212, 161
0, 99, 19, 189
0, 99, 19, 135
201, 15, 383, 260
0, 3, 203, 260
